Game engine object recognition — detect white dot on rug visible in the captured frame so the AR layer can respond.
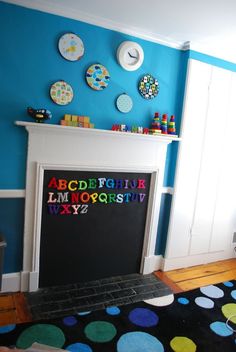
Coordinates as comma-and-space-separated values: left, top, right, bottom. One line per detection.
144, 294, 174, 306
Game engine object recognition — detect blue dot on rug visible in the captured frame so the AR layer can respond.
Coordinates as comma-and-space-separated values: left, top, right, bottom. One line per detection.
63, 316, 78, 326
178, 297, 189, 305
66, 342, 93, 352
200, 285, 224, 298
128, 308, 159, 327
117, 331, 164, 352
106, 306, 120, 315
210, 321, 233, 336
195, 296, 214, 309
0, 324, 16, 334
231, 290, 236, 300
223, 281, 234, 287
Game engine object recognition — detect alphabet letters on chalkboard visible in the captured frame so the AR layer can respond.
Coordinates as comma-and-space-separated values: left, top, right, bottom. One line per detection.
46, 176, 147, 215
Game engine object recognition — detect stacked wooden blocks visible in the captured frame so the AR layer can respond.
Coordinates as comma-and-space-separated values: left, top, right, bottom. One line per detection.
60, 114, 95, 128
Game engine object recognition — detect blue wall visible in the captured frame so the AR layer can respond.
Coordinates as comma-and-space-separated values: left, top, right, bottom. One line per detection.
2, 2, 236, 274
0, 2, 189, 273
0, 1, 187, 189
0, 199, 24, 273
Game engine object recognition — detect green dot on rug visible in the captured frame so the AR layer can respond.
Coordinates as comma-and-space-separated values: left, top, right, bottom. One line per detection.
16, 324, 65, 349
84, 321, 117, 343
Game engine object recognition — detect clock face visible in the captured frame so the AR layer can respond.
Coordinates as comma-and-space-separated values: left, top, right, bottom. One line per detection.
117, 41, 144, 71
124, 48, 139, 66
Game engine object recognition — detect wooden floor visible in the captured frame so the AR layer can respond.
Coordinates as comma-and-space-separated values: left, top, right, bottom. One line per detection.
155, 258, 236, 293
0, 258, 236, 327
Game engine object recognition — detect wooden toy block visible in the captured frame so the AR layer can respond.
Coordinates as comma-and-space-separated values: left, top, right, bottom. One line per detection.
83, 122, 90, 128
78, 116, 84, 122
78, 122, 84, 127
71, 115, 78, 122
84, 116, 90, 123
60, 120, 68, 126
89, 123, 95, 128
64, 114, 72, 121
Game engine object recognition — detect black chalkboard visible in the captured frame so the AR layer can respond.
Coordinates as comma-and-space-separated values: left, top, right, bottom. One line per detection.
39, 170, 151, 288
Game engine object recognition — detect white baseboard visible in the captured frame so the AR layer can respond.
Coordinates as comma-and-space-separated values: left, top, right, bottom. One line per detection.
162, 250, 235, 271
1, 272, 21, 292
142, 255, 163, 274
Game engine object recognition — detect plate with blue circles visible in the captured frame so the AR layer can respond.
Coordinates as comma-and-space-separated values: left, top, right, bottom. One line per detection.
86, 64, 110, 91
138, 74, 159, 99
116, 94, 133, 113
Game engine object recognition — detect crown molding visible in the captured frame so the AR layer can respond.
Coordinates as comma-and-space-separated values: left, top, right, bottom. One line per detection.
2, 0, 185, 50
185, 40, 236, 65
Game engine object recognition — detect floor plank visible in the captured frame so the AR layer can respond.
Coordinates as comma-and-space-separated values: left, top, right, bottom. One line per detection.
166, 259, 236, 282
157, 258, 236, 292
177, 269, 236, 291
13, 292, 32, 324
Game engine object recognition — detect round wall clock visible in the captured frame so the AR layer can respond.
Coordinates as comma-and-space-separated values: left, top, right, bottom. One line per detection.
58, 33, 84, 61
117, 41, 144, 71
86, 64, 110, 90
116, 93, 133, 113
50, 80, 73, 105
138, 74, 159, 99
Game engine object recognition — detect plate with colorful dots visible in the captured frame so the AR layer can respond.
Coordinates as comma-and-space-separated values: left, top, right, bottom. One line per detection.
86, 64, 110, 91
138, 74, 159, 99
116, 93, 133, 113
58, 33, 84, 61
50, 80, 74, 105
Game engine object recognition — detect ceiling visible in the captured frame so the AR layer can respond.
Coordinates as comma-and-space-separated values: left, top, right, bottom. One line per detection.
3, 0, 236, 62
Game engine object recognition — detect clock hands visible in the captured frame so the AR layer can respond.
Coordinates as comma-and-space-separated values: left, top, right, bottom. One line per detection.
128, 51, 138, 59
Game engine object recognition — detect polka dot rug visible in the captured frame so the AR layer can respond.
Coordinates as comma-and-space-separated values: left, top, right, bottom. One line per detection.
1, 281, 236, 351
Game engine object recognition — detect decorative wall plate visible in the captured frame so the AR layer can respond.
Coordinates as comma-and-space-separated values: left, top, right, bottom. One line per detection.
138, 74, 159, 99
86, 64, 110, 90
116, 93, 133, 113
58, 33, 84, 61
50, 80, 73, 105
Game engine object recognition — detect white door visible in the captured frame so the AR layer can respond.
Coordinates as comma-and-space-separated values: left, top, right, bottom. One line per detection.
164, 59, 236, 270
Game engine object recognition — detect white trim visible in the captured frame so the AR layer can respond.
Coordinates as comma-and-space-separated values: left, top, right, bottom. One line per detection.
142, 255, 163, 274
15, 121, 180, 143
186, 41, 236, 66
161, 187, 173, 195
0, 189, 25, 198
20, 270, 29, 292
1, 272, 21, 292
162, 248, 235, 271
2, 0, 184, 49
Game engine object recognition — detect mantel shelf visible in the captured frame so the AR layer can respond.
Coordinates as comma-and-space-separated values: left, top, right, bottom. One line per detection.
15, 121, 181, 144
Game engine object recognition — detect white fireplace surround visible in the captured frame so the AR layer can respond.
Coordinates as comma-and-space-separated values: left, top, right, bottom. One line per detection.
15, 121, 179, 292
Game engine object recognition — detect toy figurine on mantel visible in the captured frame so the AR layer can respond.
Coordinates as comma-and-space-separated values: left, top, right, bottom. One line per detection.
168, 115, 176, 135
149, 112, 162, 135
150, 112, 178, 137
27, 107, 52, 123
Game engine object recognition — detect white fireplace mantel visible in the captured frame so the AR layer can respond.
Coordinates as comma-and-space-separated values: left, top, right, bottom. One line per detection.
16, 121, 180, 291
